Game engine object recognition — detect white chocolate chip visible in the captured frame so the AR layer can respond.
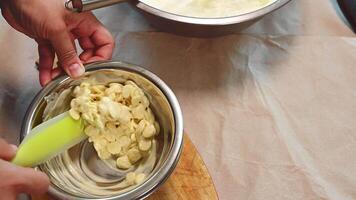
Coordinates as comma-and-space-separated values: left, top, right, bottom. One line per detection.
122, 85, 135, 98
127, 148, 142, 163
97, 148, 111, 160
69, 109, 80, 120
126, 172, 136, 185
107, 141, 122, 154
116, 155, 132, 169
118, 135, 131, 148
138, 120, 147, 131
138, 139, 152, 151
84, 125, 100, 137
103, 133, 116, 142
132, 104, 146, 120
93, 137, 108, 151
142, 124, 156, 138
131, 95, 142, 107
135, 173, 146, 184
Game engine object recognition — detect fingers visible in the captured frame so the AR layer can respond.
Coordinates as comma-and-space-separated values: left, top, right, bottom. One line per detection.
49, 25, 85, 78
0, 139, 49, 196
38, 12, 113, 84
13, 168, 49, 195
1, 187, 17, 200
78, 37, 95, 61
51, 67, 63, 80
37, 42, 55, 86
0, 138, 17, 161
86, 24, 114, 62
75, 13, 114, 63
0, 160, 49, 195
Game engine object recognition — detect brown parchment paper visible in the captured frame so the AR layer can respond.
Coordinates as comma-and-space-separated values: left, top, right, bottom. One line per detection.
1, 0, 356, 199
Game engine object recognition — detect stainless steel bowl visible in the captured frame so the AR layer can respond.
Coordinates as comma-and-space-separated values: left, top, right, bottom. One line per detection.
66, 0, 291, 37
132, 0, 291, 37
20, 61, 184, 200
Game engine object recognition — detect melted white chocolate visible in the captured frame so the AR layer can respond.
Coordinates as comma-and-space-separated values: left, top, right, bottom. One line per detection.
141, 0, 277, 18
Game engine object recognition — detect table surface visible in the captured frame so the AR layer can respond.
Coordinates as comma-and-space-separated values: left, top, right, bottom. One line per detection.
1, 1, 356, 200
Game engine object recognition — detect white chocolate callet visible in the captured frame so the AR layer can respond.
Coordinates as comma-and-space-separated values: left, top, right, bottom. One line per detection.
98, 97, 132, 123
142, 124, 156, 138
84, 125, 100, 137
132, 104, 146, 120
127, 148, 142, 163
116, 155, 132, 169
130, 133, 136, 142
125, 80, 139, 87
135, 173, 146, 184
69, 109, 80, 120
97, 148, 111, 160
137, 120, 147, 133
122, 84, 136, 99
131, 95, 143, 107
118, 135, 131, 148
107, 141, 122, 154
138, 139, 152, 151
125, 172, 136, 185
93, 137, 108, 151
103, 133, 116, 142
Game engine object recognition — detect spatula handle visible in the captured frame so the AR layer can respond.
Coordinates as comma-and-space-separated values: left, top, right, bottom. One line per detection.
65, 0, 128, 12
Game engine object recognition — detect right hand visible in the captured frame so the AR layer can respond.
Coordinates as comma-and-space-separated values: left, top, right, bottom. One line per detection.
0, 0, 114, 86
0, 138, 50, 200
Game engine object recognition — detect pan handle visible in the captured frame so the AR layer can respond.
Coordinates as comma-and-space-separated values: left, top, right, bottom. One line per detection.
65, 0, 128, 12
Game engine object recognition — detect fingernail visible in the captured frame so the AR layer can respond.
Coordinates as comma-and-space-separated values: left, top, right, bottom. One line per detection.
68, 63, 85, 78
10, 144, 18, 153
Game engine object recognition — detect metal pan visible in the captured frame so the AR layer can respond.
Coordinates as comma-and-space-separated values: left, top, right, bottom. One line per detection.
66, 0, 291, 37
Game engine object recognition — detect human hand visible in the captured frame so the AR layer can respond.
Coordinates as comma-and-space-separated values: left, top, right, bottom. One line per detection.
0, 0, 114, 86
0, 138, 49, 199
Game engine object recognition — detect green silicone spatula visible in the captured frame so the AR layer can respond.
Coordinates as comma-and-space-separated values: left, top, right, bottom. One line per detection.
12, 111, 86, 167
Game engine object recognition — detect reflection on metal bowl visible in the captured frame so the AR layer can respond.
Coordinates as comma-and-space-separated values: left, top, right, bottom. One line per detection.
20, 61, 184, 200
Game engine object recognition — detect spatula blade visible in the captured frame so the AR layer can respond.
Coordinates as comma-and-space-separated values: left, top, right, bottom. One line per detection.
12, 112, 86, 167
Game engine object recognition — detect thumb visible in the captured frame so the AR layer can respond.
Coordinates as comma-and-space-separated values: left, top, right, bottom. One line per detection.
49, 29, 85, 78
0, 160, 49, 195
0, 138, 17, 161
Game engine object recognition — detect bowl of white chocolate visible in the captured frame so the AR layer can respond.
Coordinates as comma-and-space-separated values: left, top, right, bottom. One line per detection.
20, 61, 183, 200
131, 0, 291, 37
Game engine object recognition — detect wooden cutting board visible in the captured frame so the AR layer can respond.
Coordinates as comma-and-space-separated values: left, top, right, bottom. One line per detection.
32, 134, 218, 200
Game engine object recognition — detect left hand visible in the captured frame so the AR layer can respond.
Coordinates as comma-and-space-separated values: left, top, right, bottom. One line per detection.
0, 138, 50, 199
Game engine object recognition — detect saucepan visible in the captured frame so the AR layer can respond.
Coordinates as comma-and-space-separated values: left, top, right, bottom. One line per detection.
65, 0, 291, 37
